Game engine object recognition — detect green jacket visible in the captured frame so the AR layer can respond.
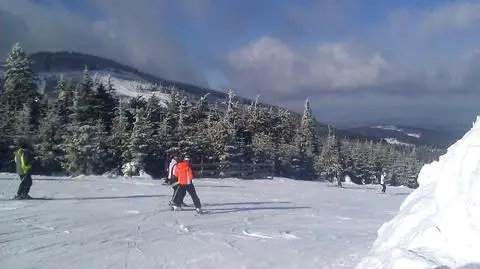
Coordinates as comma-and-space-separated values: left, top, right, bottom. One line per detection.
14, 148, 32, 175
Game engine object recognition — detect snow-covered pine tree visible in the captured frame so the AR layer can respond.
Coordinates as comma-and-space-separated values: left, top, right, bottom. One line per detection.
124, 108, 156, 176
35, 100, 64, 173
402, 148, 421, 188
110, 101, 131, 174
317, 128, 345, 186
294, 98, 317, 179
218, 89, 243, 167
202, 110, 223, 163
164, 89, 183, 156
56, 75, 74, 125
0, 43, 40, 139
144, 93, 167, 158
65, 67, 107, 175
15, 102, 34, 139
246, 95, 261, 132
71, 67, 96, 124
176, 96, 196, 156
340, 138, 355, 181
189, 94, 212, 162
65, 120, 110, 176
2, 43, 37, 108
94, 78, 118, 133
252, 132, 276, 163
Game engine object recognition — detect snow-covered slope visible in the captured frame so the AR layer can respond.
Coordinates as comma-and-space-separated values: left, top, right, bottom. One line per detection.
37, 70, 170, 105
384, 138, 414, 147
373, 125, 422, 138
0, 175, 411, 269
356, 116, 480, 269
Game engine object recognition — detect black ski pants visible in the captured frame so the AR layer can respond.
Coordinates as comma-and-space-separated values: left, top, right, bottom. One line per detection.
17, 173, 32, 196
172, 184, 201, 209
381, 183, 386, 193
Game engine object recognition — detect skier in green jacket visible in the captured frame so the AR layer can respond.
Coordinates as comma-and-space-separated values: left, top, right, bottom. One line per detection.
14, 142, 33, 199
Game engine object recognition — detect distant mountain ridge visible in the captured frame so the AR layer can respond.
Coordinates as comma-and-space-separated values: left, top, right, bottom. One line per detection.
343, 124, 464, 148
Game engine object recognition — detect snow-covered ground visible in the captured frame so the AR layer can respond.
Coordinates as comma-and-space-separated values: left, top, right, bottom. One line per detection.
0, 175, 411, 269
357, 116, 480, 269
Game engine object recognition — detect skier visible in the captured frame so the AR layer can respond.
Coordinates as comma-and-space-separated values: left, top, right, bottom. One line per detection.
171, 156, 203, 213
164, 155, 176, 185
14, 142, 33, 199
380, 171, 387, 193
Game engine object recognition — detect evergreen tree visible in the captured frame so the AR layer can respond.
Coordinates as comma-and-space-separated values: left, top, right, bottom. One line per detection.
218, 90, 243, 166
294, 98, 317, 179
0, 43, 39, 139
65, 67, 105, 175
35, 101, 63, 173
164, 89, 183, 156
65, 120, 109, 176
124, 108, 156, 176
189, 94, 212, 162
318, 130, 345, 186
94, 77, 118, 132
56, 75, 74, 125
2, 43, 37, 108
71, 67, 96, 124
110, 101, 131, 173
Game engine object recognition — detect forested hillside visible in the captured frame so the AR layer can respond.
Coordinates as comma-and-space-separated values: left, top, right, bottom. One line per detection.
0, 43, 443, 187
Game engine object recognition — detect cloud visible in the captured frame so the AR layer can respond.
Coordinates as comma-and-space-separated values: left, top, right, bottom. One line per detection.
223, 37, 390, 100
420, 1, 480, 34
220, 0, 480, 127
0, 0, 206, 86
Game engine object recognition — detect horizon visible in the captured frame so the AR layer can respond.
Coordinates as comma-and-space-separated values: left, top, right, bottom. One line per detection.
1, 0, 479, 129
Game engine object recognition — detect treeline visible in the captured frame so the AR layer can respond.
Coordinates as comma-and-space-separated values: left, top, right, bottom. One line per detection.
0, 43, 443, 187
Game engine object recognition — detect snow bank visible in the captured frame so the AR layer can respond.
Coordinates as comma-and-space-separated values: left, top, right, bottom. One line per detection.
356, 116, 480, 269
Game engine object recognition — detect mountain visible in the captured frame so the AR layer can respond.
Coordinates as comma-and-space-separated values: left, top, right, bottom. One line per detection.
343, 124, 465, 149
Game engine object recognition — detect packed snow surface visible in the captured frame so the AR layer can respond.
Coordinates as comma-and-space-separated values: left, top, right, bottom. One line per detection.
356, 116, 480, 269
0, 175, 410, 269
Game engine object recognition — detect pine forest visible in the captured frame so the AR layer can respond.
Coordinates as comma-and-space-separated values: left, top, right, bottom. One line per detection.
0, 43, 443, 188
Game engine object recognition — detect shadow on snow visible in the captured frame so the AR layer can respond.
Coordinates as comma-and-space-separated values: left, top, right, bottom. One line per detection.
40, 194, 167, 201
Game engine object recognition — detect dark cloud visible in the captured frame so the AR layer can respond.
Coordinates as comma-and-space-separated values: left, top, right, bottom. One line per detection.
0, 0, 206, 86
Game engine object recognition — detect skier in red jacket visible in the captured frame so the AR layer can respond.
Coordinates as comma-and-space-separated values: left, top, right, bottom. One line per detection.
171, 156, 202, 213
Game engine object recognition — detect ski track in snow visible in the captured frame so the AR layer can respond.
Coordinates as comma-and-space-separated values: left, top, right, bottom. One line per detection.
0, 175, 411, 269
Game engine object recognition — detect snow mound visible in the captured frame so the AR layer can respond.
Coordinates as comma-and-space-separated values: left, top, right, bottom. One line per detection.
356, 116, 480, 269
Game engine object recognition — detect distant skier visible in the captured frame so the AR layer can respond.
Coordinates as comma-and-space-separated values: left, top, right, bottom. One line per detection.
162, 157, 170, 185
14, 142, 33, 199
171, 156, 202, 213
380, 171, 387, 193
164, 155, 177, 185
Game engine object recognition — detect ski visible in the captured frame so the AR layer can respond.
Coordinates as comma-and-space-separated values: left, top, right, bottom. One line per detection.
194, 210, 209, 215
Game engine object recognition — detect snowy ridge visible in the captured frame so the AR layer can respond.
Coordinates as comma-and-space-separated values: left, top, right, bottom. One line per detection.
37, 70, 170, 105
356, 116, 480, 269
373, 125, 422, 138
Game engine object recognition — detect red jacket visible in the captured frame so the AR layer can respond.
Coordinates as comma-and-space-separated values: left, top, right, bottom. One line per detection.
174, 161, 194, 185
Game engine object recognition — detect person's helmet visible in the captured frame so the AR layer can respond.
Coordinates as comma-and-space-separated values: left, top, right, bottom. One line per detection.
184, 155, 191, 161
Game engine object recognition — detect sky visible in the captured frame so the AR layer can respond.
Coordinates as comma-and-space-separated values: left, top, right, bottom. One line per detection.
1, 0, 480, 129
